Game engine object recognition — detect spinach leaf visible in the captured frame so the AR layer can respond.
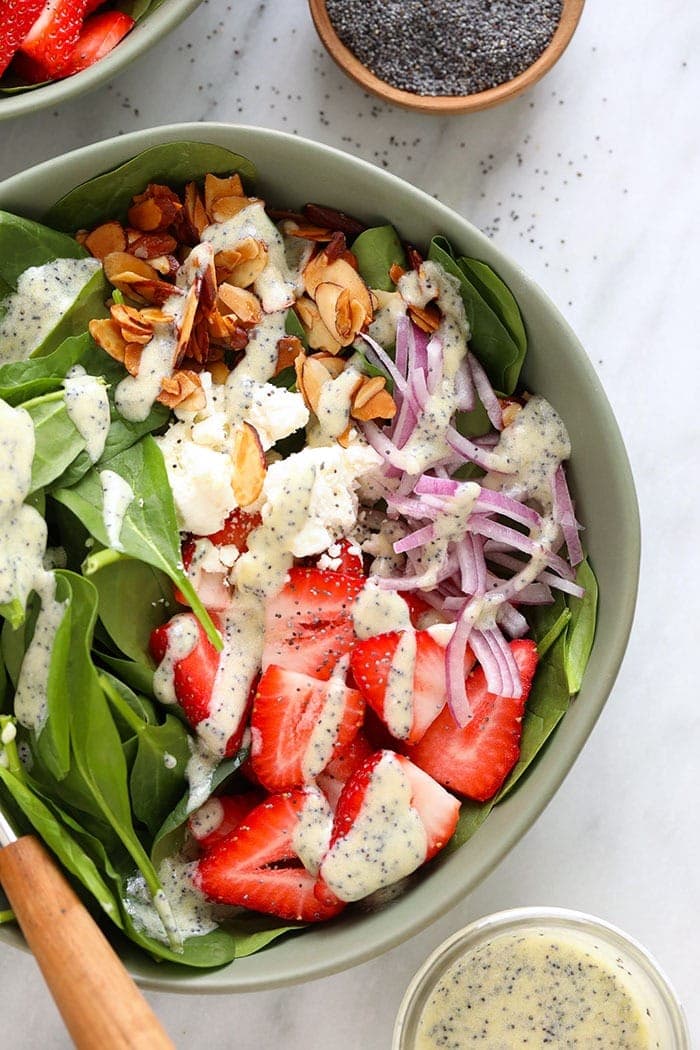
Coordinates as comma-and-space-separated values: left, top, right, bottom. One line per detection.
1, 594, 39, 682
352, 225, 407, 291
0, 211, 87, 290
100, 674, 190, 837
0, 764, 123, 925
52, 438, 220, 651
284, 307, 308, 348
54, 344, 169, 490
564, 557, 598, 694
458, 257, 527, 359
447, 797, 493, 852
495, 634, 571, 802
0, 333, 89, 406
45, 143, 257, 233
89, 557, 174, 665
32, 268, 110, 359
151, 750, 248, 868
24, 392, 86, 492
30, 573, 73, 781
428, 237, 522, 395
97, 652, 155, 698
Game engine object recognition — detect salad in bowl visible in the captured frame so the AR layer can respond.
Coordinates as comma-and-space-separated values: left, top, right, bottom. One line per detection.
0, 134, 613, 982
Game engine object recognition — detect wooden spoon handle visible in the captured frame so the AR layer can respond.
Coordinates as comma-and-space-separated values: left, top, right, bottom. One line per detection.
0, 835, 174, 1050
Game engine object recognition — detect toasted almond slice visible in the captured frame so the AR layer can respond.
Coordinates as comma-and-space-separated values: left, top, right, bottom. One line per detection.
184, 182, 210, 240
217, 283, 262, 325
209, 360, 230, 385
127, 198, 166, 232
123, 343, 144, 377
128, 277, 182, 306
304, 253, 373, 324
501, 401, 522, 428
337, 424, 355, 448
315, 282, 362, 347
89, 318, 128, 363
352, 375, 386, 411
300, 356, 332, 414
129, 232, 178, 259
351, 388, 397, 422
84, 221, 128, 260
408, 302, 441, 333
204, 173, 244, 214
294, 296, 342, 355
210, 196, 253, 223
389, 262, 406, 285
231, 422, 266, 507
158, 370, 205, 410
286, 224, 333, 242
309, 352, 348, 380
103, 251, 159, 285
276, 335, 304, 374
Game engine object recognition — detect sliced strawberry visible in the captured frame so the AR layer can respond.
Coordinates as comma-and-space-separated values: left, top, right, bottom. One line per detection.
406, 639, 538, 802
317, 750, 460, 903
316, 538, 365, 576
17, 0, 90, 79
398, 591, 435, 629
174, 509, 262, 608
195, 791, 345, 922
350, 629, 447, 745
263, 568, 365, 681
316, 729, 374, 808
250, 665, 364, 793
188, 792, 264, 851
0, 0, 45, 76
57, 10, 134, 77
149, 613, 247, 757
84, 0, 108, 13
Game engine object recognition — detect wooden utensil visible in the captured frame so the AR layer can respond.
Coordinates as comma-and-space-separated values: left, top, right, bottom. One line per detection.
308, 0, 585, 114
0, 808, 175, 1050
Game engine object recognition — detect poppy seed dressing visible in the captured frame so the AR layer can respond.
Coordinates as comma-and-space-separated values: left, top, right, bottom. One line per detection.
325, 0, 563, 97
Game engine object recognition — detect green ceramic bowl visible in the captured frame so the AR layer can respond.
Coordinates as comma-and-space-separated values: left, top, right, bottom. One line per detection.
0, 124, 640, 992
0, 1, 203, 123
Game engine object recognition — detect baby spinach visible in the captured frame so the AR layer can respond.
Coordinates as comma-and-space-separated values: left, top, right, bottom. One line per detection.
24, 392, 86, 492
428, 237, 524, 395
97, 652, 155, 698
352, 224, 407, 291
284, 307, 308, 348
100, 674, 190, 838
52, 438, 221, 651
0, 333, 89, 406
45, 143, 257, 233
32, 268, 110, 359
0, 211, 87, 290
564, 557, 598, 694
89, 557, 174, 666
457, 257, 527, 360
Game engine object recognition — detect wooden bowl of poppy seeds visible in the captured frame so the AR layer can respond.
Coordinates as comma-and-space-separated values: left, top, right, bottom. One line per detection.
309, 0, 585, 113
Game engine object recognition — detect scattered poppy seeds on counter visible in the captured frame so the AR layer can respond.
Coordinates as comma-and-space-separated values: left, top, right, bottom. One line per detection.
325, 0, 563, 96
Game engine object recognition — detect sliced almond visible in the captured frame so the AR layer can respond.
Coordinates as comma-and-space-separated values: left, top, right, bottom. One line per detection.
89, 318, 128, 363
84, 221, 128, 260
231, 423, 266, 507
389, 262, 406, 285
210, 196, 254, 224
103, 252, 160, 285
129, 232, 178, 259
204, 173, 244, 212
351, 387, 397, 422
209, 360, 230, 385
158, 370, 205, 411
501, 401, 523, 428
217, 283, 262, 325
408, 302, 441, 334
336, 424, 355, 448
303, 251, 373, 326
309, 352, 348, 380
294, 296, 342, 355
215, 239, 268, 288
352, 375, 386, 411
184, 182, 210, 240
275, 335, 304, 374
298, 355, 331, 414
123, 343, 143, 377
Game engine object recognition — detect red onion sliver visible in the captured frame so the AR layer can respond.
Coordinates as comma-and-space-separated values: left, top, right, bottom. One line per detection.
454, 358, 476, 411
552, 464, 584, 566
468, 351, 503, 431
426, 335, 444, 395
359, 332, 407, 396
474, 489, 542, 528
394, 523, 438, 554
447, 426, 513, 473
414, 475, 460, 497
498, 602, 530, 639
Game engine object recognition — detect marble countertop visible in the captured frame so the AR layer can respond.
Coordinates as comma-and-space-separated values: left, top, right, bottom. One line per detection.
1, 1, 698, 1046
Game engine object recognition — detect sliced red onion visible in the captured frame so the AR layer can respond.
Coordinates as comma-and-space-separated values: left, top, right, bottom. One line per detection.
456, 538, 479, 594
387, 495, 440, 521
468, 351, 503, 431
362, 421, 405, 467
407, 320, 429, 373
394, 524, 438, 554
414, 475, 460, 497
426, 335, 444, 395
395, 313, 409, 375
474, 489, 542, 528
445, 603, 479, 726
454, 357, 476, 411
408, 368, 429, 413
552, 464, 584, 566
359, 331, 407, 397
498, 602, 530, 639
446, 425, 513, 473
391, 393, 417, 449
466, 515, 541, 557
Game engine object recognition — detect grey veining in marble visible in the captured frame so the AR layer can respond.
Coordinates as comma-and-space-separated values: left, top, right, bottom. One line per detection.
0, 1, 699, 1047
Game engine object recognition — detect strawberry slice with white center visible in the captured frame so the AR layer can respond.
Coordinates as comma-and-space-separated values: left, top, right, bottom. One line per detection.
188, 791, 264, 851
149, 613, 249, 757
316, 750, 460, 904
56, 9, 134, 77
176, 508, 262, 610
263, 567, 365, 681
194, 791, 345, 922
250, 662, 364, 793
406, 639, 538, 802
16, 0, 89, 80
316, 729, 374, 809
349, 629, 447, 745
0, 0, 45, 76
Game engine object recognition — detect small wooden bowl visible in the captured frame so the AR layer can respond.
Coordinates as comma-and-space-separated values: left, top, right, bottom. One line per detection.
308, 0, 585, 114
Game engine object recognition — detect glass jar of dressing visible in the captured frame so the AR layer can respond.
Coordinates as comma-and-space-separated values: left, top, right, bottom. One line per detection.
393, 907, 690, 1050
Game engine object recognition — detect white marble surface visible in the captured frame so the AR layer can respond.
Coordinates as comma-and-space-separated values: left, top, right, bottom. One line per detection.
1, 1, 699, 1046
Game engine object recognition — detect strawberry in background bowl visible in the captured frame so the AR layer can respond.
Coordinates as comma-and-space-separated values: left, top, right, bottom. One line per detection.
0, 0, 203, 122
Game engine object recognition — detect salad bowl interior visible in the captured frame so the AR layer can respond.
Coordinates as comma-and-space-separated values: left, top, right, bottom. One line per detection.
0, 0, 203, 124
0, 123, 640, 992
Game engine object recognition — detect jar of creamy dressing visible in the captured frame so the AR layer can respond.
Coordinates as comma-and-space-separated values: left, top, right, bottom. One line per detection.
393, 908, 690, 1050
